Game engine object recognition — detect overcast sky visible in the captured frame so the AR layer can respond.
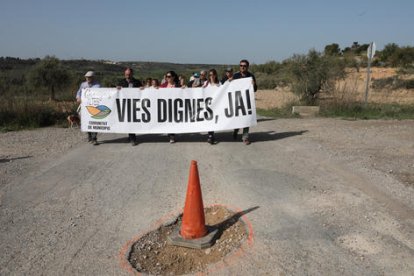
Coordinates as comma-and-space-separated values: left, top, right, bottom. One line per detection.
1, 0, 413, 64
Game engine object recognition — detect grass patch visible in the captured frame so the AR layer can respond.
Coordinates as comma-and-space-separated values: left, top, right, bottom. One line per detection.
0, 99, 78, 132
257, 101, 414, 120
320, 103, 414, 120
257, 108, 296, 118
257, 99, 303, 118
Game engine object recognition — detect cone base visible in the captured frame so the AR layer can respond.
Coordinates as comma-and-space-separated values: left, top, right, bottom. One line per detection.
167, 226, 219, 249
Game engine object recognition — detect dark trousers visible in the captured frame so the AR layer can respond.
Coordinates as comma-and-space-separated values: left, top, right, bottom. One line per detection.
129, 133, 136, 141
88, 132, 97, 141
233, 127, 249, 140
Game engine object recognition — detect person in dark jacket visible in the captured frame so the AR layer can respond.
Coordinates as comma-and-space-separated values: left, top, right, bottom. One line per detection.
117, 67, 143, 146
230, 59, 257, 145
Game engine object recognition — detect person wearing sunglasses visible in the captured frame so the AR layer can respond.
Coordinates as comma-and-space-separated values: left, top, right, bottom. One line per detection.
203, 69, 221, 144
231, 59, 257, 145
161, 71, 180, 143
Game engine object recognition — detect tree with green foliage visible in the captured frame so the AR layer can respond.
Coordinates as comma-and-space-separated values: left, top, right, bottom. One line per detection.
324, 43, 341, 56
389, 46, 414, 67
287, 49, 346, 105
354, 43, 370, 55
379, 43, 399, 64
29, 56, 72, 101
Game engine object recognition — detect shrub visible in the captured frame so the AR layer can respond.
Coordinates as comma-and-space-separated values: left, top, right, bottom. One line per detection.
0, 99, 75, 131
285, 50, 346, 105
372, 76, 414, 90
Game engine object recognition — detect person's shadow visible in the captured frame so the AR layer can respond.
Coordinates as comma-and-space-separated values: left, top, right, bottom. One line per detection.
99, 130, 308, 144
247, 130, 308, 143
0, 156, 32, 163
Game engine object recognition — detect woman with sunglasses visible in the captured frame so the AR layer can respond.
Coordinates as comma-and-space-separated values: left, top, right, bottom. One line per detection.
203, 69, 220, 144
161, 71, 180, 143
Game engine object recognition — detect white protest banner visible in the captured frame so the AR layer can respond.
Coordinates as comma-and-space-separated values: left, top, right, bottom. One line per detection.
80, 78, 257, 134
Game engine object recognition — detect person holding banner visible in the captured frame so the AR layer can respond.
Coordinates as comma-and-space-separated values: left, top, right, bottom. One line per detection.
188, 72, 199, 87
221, 67, 234, 84
179, 75, 187, 88
76, 71, 101, 145
231, 59, 257, 145
144, 77, 152, 88
161, 71, 180, 143
203, 69, 221, 144
199, 70, 208, 87
151, 79, 160, 89
117, 67, 143, 146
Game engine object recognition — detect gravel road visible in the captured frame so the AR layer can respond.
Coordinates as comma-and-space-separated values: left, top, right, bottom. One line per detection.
1, 118, 413, 275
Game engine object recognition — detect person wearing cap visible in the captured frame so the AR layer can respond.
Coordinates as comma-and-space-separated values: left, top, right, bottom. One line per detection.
230, 59, 257, 145
187, 72, 200, 87
76, 71, 100, 103
221, 67, 234, 84
117, 68, 143, 146
76, 71, 101, 145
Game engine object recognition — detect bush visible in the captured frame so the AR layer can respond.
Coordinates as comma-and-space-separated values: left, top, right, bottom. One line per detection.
285, 50, 346, 105
372, 76, 414, 90
0, 99, 75, 131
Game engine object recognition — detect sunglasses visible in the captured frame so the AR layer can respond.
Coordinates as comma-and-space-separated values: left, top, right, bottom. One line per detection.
166, 75, 172, 78
240, 64, 247, 68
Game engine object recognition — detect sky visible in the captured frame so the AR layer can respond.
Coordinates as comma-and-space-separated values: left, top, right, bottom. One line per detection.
1, 0, 413, 65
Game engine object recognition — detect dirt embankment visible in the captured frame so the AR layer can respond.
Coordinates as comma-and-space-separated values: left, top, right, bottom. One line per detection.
255, 67, 414, 109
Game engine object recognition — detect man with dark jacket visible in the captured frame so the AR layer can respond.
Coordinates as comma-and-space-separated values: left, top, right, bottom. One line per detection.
117, 67, 142, 146
231, 59, 257, 145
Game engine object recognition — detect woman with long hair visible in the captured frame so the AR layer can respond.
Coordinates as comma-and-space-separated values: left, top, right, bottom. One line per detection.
161, 71, 180, 143
203, 69, 220, 144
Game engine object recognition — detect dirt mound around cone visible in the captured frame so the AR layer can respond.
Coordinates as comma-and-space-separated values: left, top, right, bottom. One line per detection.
128, 205, 251, 275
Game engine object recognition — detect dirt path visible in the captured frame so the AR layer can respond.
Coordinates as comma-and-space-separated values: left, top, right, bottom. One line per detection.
0, 119, 413, 275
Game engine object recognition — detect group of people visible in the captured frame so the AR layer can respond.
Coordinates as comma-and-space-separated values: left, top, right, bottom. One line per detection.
76, 59, 257, 146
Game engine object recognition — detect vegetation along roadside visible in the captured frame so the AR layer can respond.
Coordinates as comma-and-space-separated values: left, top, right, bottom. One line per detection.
1, 42, 413, 131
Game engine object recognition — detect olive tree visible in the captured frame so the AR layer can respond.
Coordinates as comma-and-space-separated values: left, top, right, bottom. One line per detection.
29, 56, 71, 101
287, 49, 346, 105
324, 43, 341, 56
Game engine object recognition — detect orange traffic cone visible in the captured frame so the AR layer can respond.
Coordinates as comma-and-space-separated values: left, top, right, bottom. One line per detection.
180, 160, 208, 239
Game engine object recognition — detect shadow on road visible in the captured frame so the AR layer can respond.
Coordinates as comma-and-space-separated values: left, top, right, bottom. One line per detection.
99, 130, 308, 144
0, 156, 32, 163
251, 130, 308, 143
257, 117, 277, 122
211, 206, 260, 241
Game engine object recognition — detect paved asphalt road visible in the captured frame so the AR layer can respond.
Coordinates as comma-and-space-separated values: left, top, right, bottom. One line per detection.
1, 118, 413, 275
